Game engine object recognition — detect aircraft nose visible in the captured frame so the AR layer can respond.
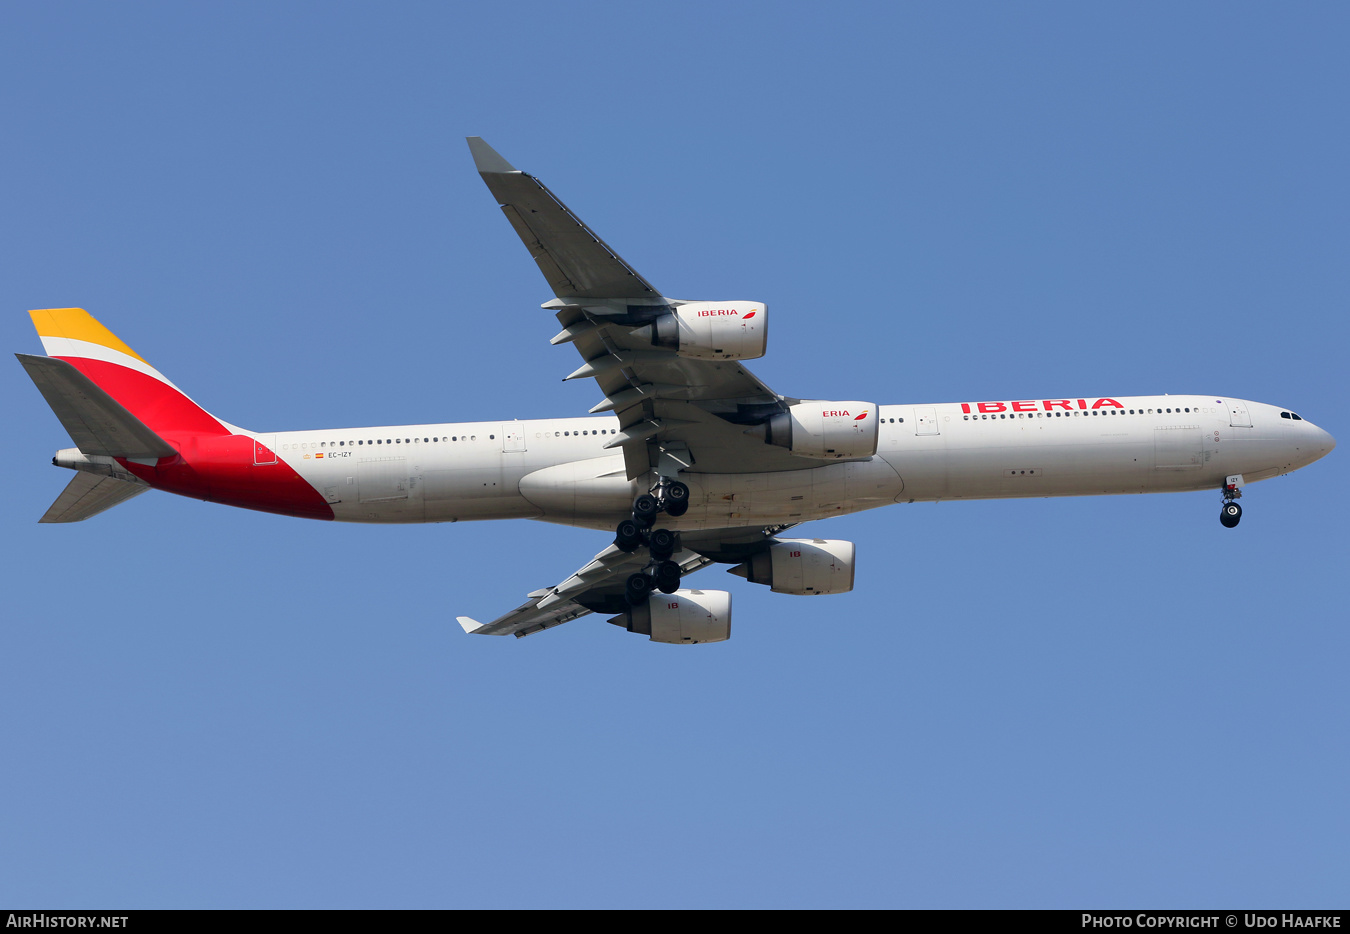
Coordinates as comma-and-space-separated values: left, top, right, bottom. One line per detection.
1302, 421, 1335, 464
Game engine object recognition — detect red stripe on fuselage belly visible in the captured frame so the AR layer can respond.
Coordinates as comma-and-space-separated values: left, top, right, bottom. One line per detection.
120, 435, 334, 520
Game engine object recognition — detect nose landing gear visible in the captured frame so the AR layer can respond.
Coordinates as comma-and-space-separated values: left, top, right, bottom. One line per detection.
1220, 476, 1243, 528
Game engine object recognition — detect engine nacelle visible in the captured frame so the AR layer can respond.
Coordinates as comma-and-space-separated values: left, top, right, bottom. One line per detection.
758, 401, 878, 459
643, 301, 766, 360
730, 539, 856, 595
608, 589, 732, 644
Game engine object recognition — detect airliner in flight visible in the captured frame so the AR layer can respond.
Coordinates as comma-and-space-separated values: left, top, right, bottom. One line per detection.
18, 138, 1335, 644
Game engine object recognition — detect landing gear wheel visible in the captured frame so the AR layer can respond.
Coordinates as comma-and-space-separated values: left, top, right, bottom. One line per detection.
625, 572, 653, 606
661, 480, 690, 517
632, 494, 658, 527
1220, 501, 1242, 529
614, 518, 643, 552
654, 560, 682, 594
648, 527, 677, 559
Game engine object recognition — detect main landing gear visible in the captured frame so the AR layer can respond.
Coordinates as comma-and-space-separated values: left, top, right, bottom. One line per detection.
1220, 479, 1243, 529
615, 480, 691, 605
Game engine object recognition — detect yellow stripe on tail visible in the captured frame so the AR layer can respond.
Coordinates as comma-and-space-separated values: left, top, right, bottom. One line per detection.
29, 308, 149, 365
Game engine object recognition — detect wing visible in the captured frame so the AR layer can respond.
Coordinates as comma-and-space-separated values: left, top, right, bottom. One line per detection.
456, 543, 714, 638
457, 525, 795, 638
467, 137, 659, 301
469, 138, 813, 480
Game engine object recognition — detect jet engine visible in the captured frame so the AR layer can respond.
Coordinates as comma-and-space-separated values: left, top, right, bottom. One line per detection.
752, 401, 878, 459
729, 539, 856, 595
607, 589, 732, 644
640, 301, 767, 360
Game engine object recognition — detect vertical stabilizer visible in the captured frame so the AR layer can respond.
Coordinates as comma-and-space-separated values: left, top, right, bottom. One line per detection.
27, 308, 229, 439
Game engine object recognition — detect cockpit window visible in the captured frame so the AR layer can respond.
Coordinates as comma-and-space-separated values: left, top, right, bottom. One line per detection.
1281, 412, 1291, 419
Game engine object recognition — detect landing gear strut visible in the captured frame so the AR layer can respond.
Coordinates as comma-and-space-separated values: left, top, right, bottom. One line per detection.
1220, 478, 1243, 529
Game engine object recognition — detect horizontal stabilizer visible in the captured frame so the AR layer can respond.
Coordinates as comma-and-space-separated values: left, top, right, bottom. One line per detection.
40, 471, 148, 523
17, 354, 177, 459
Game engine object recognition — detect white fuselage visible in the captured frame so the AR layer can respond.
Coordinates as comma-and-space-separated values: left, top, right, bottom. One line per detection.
263, 394, 1334, 531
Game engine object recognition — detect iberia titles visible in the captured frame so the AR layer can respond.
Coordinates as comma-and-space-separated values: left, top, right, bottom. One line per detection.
961, 399, 1124, 414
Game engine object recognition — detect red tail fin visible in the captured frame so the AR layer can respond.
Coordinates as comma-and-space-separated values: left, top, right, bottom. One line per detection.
29, 308, 230, 443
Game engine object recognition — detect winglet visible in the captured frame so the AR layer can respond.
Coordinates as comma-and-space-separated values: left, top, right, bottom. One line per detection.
457, 616, 488, 634
466, 137, 519, 175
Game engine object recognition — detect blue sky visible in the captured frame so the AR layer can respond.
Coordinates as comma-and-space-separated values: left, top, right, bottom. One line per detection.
2, 2, 1347, 908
